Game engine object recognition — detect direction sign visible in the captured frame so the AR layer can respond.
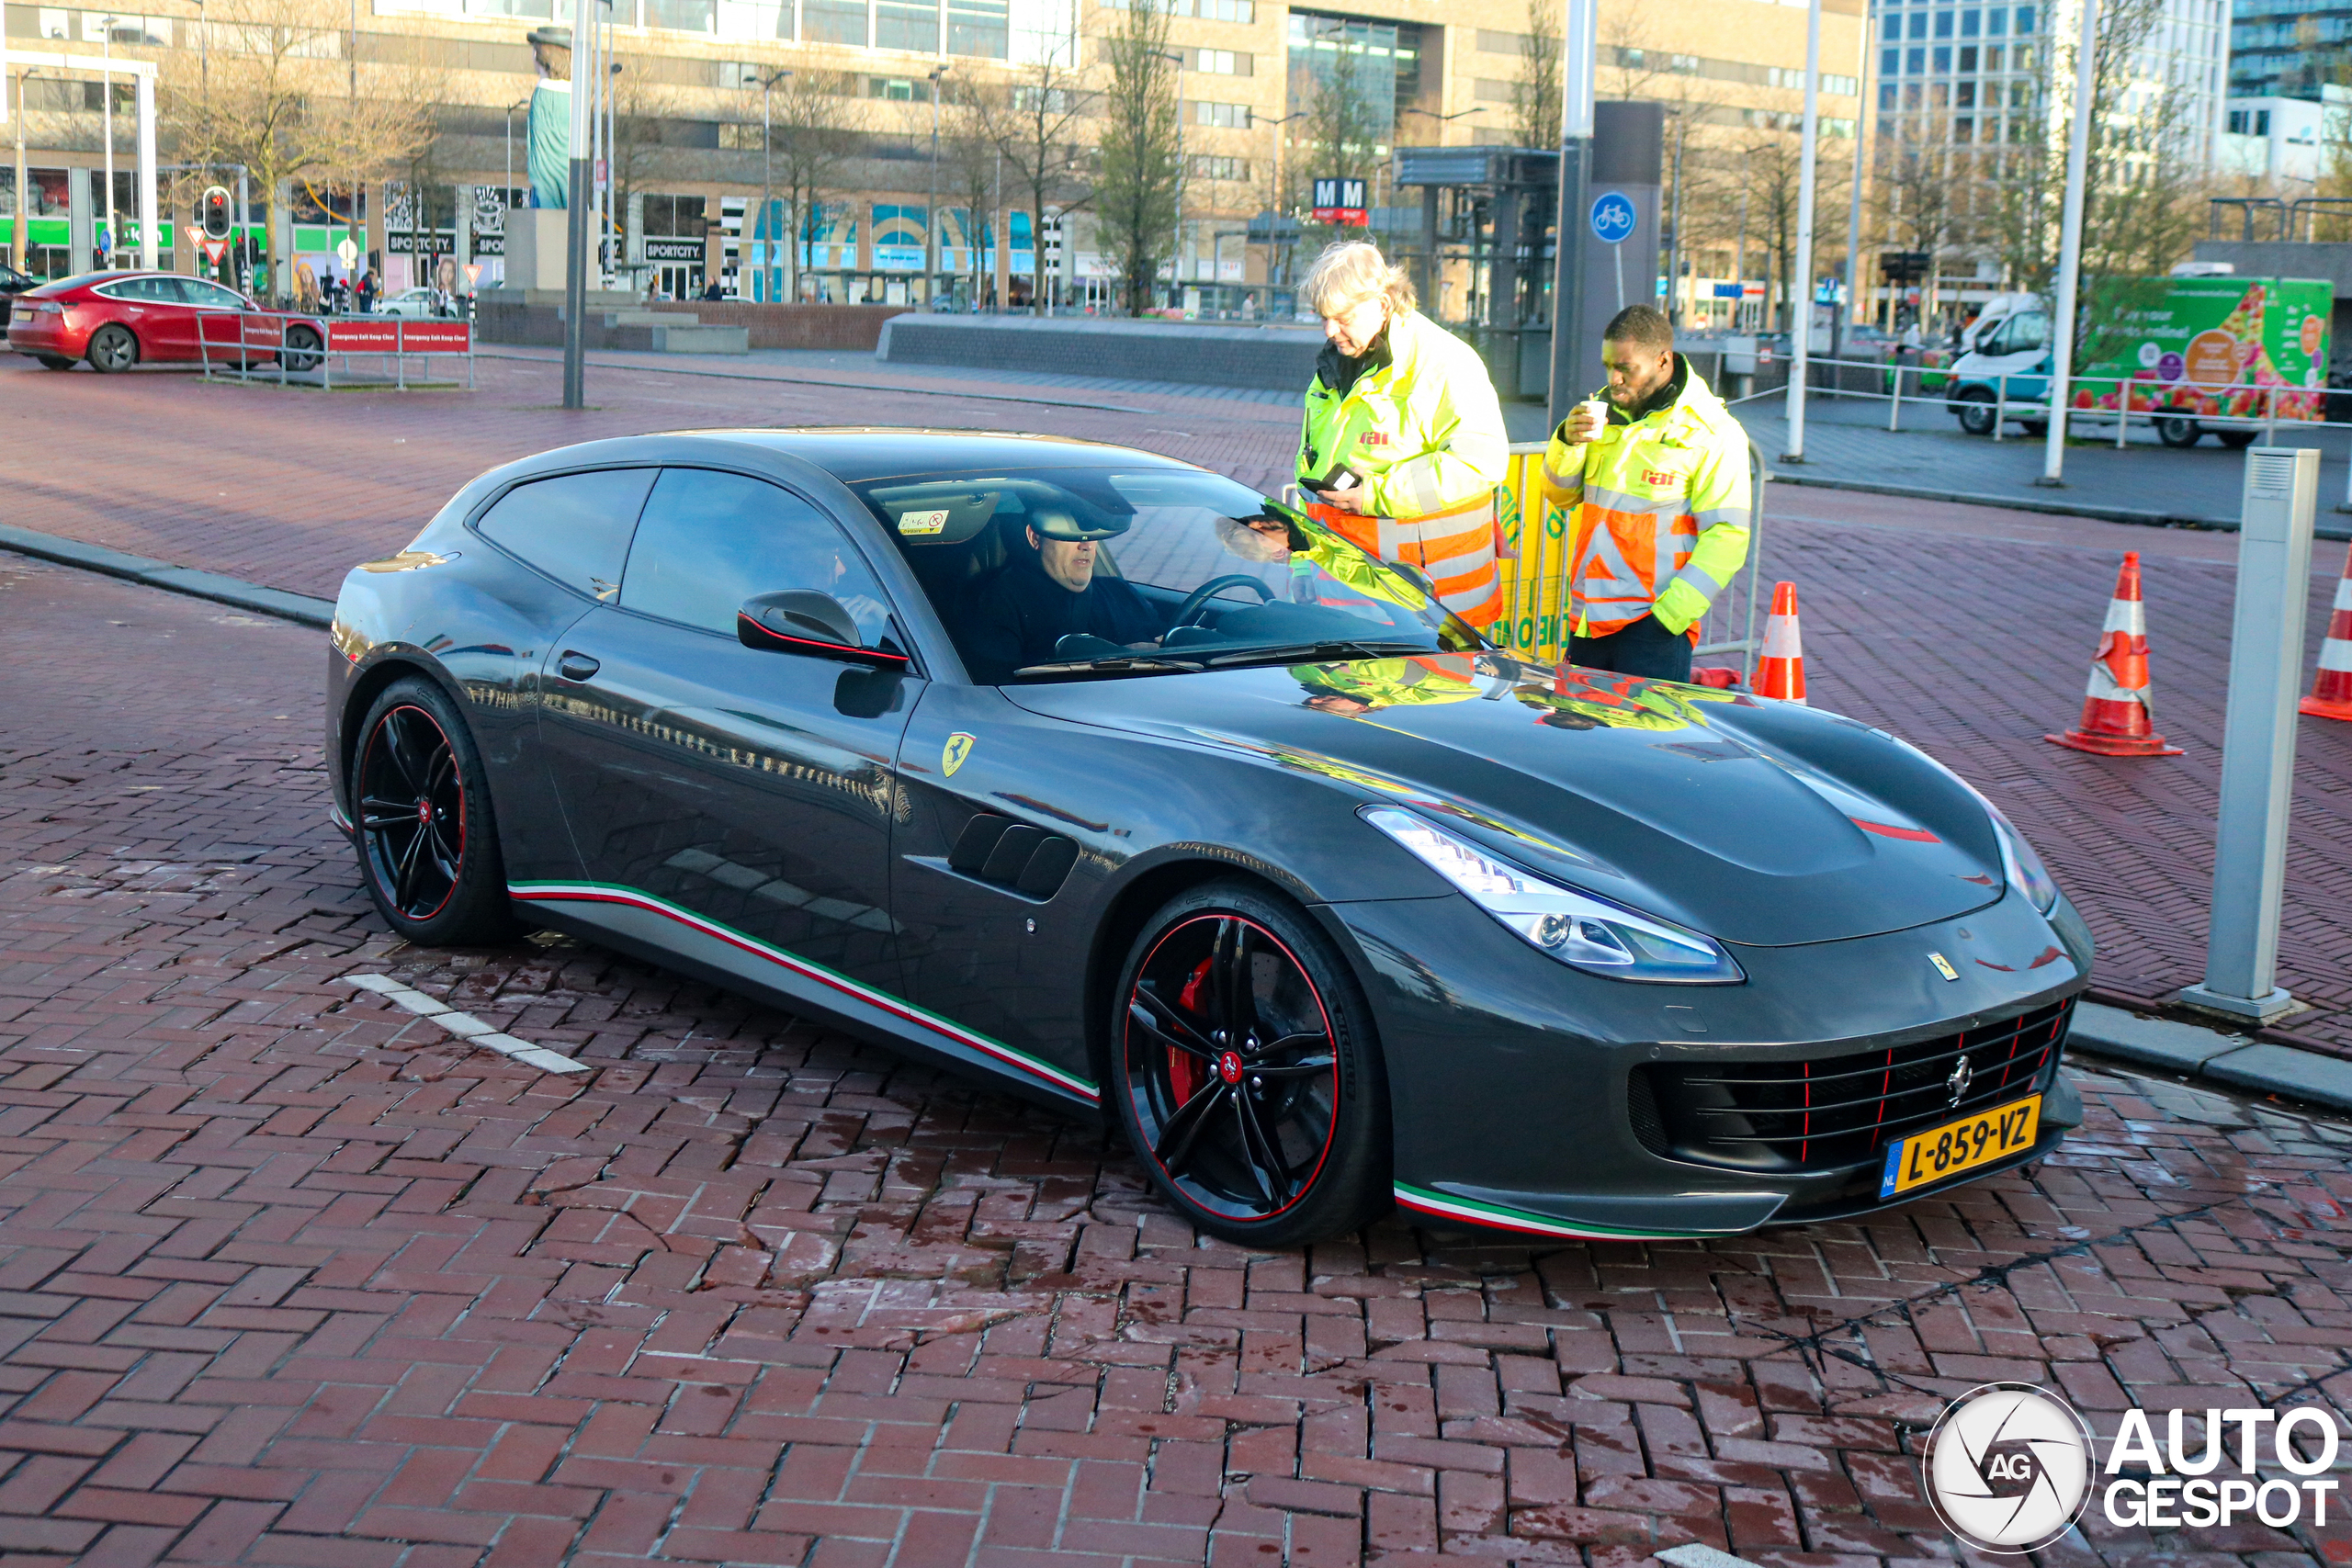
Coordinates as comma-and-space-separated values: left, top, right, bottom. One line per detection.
336, 236, 359, 268
1589, 192, 1636, 245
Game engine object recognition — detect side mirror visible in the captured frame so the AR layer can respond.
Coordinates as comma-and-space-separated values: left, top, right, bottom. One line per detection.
737, 590, 910, 670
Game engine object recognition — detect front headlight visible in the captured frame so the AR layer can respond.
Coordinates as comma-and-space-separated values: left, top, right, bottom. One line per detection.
1984, 800, 2059, 914
1361, 806, 1744, 985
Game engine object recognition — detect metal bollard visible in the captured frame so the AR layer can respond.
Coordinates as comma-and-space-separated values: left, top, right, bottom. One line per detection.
2117, 378, 2129, 448
2178, 446, 2319, 1025
1993, 374, 2006, 442
1888, 363, 1903, 432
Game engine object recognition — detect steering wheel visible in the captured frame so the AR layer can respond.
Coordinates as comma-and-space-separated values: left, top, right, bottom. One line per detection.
1170, 574, 1277, 629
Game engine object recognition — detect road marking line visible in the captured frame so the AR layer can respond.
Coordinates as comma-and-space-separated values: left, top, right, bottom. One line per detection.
337, 974, 586, 1075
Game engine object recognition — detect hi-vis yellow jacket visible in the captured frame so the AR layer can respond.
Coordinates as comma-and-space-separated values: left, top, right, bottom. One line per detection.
1297, 310, 1509, 626
1538, 357, 1751, 643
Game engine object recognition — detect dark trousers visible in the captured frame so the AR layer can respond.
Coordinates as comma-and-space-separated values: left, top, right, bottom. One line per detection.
1568, 614, 1692, 682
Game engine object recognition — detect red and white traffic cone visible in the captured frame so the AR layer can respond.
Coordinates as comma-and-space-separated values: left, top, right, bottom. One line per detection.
2045, 551, 2184, 757
2299, 541, 2352, 723
1756, 581, 1806, 703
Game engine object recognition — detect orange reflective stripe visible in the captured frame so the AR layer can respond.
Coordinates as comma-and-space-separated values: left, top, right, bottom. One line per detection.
1304, 497, 1501, 626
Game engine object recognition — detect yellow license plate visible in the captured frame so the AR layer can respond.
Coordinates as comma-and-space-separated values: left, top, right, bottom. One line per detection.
1879, 1094, 2041, 1198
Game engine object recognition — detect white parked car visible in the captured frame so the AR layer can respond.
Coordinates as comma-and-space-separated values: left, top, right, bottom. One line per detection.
378, 287, 451, 319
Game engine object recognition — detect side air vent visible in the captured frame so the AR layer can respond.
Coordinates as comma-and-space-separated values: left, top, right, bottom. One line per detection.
948, 812, 1080, 899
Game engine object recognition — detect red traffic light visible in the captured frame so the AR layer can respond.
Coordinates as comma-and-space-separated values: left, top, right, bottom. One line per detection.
200, 186, 232, 241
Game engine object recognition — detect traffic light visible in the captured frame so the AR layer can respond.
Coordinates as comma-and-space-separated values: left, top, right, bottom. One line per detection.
201, 186, 232, 240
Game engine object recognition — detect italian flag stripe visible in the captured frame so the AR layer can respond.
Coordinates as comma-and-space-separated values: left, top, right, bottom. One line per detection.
509, 880, 1099, 1102
1392, 1182, 1702, 1241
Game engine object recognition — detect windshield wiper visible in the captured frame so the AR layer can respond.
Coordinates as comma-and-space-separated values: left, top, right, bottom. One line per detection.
1204, 638, 1433, 669
1012, 652, 1207, 677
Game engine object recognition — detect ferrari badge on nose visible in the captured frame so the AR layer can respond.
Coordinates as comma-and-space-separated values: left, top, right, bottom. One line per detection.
1928, 952, 1960, 981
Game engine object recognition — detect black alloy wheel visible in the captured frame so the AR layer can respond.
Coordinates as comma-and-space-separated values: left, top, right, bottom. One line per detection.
351, 677, 515, 945
2154, 414, 2202, 447
36, 355, 74, 371
1114, 881, 1387, 1246
281, 325, 323, 372
85, 323, 138, 374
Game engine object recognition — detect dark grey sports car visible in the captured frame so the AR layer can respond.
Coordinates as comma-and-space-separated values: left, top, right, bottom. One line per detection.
325, 428, 2090, 1247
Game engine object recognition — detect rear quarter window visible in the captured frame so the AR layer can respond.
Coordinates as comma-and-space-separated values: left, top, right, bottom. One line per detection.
470, 468, 657, 602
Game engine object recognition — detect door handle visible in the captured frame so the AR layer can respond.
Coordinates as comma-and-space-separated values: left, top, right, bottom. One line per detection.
558, 651, 600, 682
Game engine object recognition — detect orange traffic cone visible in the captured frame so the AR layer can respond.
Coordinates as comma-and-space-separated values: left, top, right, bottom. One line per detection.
2299, 541, 2352, 722
2045, 551, 2184, 757
1756, 581, 1806, 703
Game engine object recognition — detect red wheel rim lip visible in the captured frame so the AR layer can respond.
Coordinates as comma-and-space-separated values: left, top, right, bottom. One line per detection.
358, 703, 467, 924
1123, 912, 1340, 1224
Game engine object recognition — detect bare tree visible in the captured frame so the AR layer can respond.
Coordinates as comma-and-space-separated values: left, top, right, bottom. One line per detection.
1095, 0, 1182, 313
941, 93, 1003, 306
163, 0, 434, 300
967, 55, 1093, 312
1510, 0, 1561, 152
1295, 15, 1383, 257
757, 69, 865, 302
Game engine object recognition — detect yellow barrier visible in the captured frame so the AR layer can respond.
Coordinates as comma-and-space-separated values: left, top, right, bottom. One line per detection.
1492, 443, 1573, 665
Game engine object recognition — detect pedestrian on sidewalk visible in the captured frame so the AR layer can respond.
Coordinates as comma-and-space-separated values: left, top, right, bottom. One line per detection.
1538, 304, 1751, 682
1294, 240, 1510, 629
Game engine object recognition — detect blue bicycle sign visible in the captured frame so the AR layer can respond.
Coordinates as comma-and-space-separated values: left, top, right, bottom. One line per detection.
1589, 192, 1636, 245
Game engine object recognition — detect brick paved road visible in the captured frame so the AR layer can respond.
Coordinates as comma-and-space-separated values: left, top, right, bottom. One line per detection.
3, 556, 2351, 1568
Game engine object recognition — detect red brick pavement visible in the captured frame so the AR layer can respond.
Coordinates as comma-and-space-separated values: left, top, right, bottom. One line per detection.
6, 355, 2350, 1053
4, 551, 2352, 1568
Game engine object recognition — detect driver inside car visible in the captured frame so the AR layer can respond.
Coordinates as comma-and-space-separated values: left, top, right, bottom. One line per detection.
958, 505, 1167, 683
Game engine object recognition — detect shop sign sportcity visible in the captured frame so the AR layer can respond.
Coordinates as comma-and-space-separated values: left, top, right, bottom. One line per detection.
1921, 1383, 2344, 1551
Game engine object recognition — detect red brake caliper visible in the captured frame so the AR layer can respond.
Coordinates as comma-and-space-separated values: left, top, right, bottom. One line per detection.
1166, 955, 1215, 1104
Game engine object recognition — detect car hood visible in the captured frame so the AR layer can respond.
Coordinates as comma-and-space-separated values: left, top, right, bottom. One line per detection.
1008, 654, 2008, 946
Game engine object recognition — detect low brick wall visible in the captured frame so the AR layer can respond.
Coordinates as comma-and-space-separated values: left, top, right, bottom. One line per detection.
649, 301, 899, 351
876, 314, 1325, 391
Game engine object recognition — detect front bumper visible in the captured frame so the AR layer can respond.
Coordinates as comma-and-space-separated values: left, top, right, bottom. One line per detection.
1319, 886, 2093, 1240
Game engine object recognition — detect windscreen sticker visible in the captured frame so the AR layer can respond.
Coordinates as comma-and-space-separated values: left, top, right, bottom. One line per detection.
898, 509, 953, 536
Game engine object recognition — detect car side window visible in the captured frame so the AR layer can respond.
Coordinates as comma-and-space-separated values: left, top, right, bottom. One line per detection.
621, 468, 893, 645
184, 279, 244, 309
471, 468, 657, 602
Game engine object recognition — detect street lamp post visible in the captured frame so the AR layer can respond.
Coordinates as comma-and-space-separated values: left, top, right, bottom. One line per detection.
101, 16, 118, 264
753, 67, 790, 301
926, 63, 949, 307
1158, 50, 1185, 304
1782, 0, 1822, 463
12, 67, 33, 273
1261, 109, 1302, 296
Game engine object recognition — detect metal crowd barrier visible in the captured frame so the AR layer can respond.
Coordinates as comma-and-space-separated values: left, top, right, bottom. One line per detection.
197, 311, 476, 390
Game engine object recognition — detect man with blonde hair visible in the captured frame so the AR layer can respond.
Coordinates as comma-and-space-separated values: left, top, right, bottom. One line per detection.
1294, 240, 1509, 628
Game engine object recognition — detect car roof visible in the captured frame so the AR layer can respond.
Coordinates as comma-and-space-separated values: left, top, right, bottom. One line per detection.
659, 428, 1202, 486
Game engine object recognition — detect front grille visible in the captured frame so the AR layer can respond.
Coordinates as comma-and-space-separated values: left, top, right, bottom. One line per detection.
1633, 998, 2073, 1173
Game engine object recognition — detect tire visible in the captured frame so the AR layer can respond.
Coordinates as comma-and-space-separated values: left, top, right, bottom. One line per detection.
2217, 428, 2258, 449
281, 324, 323, 373
2020, 420, 2048, 438
350, 676, 517, 946
35, 355, 74, 371
2154, 415, 2202, 448
85, 323, 138, 374
1953, 388, 1996, 435
1111, 878, 1388, 1247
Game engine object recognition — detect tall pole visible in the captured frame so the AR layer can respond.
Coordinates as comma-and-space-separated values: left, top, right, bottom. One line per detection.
1545, 0, 1597, 427
761, 73, 773, 300
1664, 111, 1684, 325
926, 64, 947, 305
1782, 0, 1823, 461
12, 69, 29, 273
102, 21, 114, 265
562, 0, 592, 409
134, 68, 154, 269
1838, 19, 1866, 359
2041, 0, 2099, 485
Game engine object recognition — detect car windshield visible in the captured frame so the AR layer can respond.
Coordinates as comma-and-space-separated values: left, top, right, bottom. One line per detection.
854, 465, 1476, 683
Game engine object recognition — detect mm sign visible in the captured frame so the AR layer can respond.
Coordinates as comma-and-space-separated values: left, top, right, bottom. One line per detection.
1311, 176, 1369, 226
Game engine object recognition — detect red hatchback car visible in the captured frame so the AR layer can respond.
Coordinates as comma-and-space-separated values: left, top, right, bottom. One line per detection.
6, 268, 294, 373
